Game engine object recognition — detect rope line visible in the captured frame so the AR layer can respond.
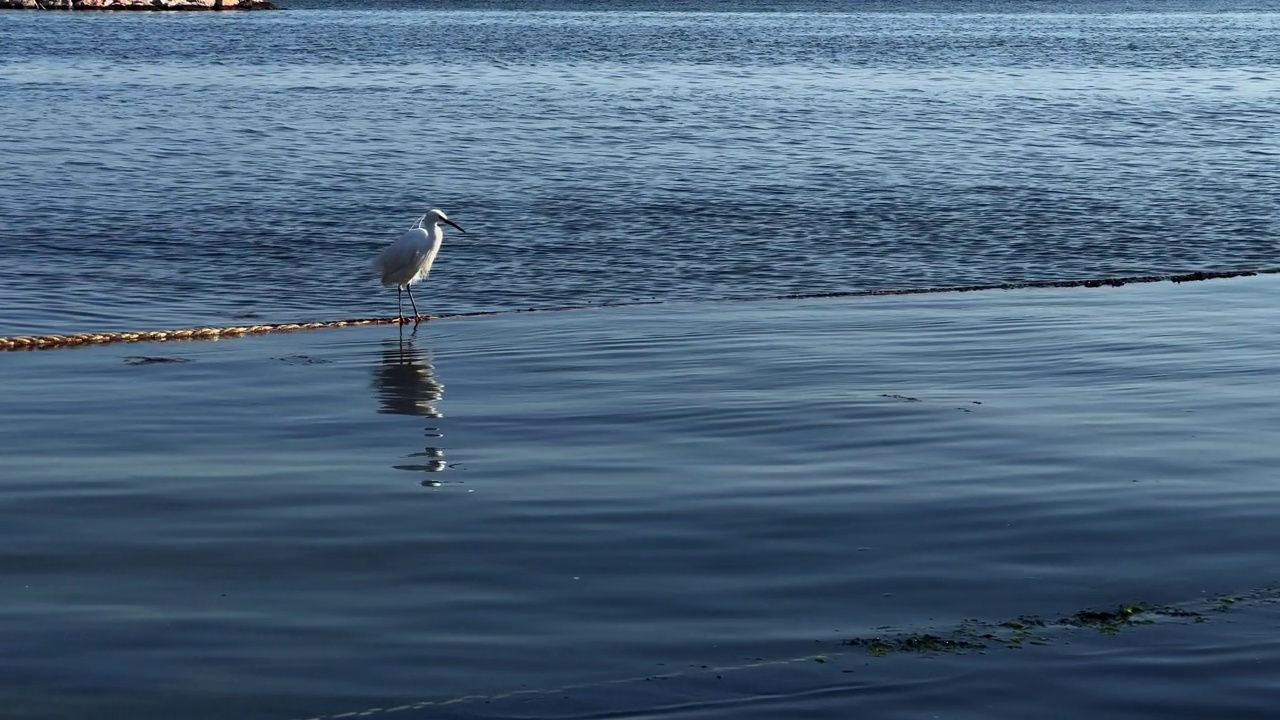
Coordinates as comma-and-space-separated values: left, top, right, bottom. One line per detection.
2, 267, 1274, 352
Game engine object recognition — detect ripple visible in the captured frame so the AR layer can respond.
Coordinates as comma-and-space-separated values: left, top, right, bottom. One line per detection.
1, 8, 1278, 338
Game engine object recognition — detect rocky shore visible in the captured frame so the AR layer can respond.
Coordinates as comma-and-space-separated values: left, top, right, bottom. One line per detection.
0, 0, 278, 9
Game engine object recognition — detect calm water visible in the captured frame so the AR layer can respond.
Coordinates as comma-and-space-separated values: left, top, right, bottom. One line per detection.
2, 3, 1280, 334
3, 3, 1280, 718
4, 277, 1280, 719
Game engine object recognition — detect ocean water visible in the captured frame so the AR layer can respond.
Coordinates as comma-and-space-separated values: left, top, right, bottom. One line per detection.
2, 3, 1279, 333
3, 3, 1280, 719
4, 277, 1280, 719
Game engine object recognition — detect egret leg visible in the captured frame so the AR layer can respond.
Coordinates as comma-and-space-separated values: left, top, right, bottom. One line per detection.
405, 284, 422, 321
396, 287, 405, 324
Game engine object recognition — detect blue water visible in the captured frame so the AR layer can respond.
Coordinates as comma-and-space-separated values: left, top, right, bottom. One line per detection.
5, 277, 1280, 719
2, 3, 1279, 334
3, 3, 1280, 719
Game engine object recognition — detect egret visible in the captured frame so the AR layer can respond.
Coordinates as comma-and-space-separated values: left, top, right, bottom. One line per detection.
373, 208, 465, 323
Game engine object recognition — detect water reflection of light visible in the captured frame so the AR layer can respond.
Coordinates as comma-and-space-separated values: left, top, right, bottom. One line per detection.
373, 331, 448, 477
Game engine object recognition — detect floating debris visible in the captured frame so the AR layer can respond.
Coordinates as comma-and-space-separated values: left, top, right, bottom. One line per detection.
845, 631, 988, 656
841, 589, 1280, 657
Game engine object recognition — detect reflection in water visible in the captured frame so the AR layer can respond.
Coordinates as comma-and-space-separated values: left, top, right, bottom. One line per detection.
373, 329, 448, 477
374, 335, 443, 418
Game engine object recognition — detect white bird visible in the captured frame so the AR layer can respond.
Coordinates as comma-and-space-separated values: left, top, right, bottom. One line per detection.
373, 208, 465, 323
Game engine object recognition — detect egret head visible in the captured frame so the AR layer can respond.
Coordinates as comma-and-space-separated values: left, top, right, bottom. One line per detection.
426, 208, 465, 234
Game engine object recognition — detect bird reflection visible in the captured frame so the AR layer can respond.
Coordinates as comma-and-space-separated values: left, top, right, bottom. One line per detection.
374, 333, 443, 417
373, 327, 448, 478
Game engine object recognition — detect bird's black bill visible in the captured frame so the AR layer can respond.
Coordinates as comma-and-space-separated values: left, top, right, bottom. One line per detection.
444, 218, 466, 234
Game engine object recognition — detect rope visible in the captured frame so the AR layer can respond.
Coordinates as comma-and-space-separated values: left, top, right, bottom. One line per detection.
2, 267, 1275, 352
0, 317, 400, 351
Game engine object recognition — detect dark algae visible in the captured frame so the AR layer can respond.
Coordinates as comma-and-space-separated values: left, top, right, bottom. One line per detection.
843, 588, 1280, 656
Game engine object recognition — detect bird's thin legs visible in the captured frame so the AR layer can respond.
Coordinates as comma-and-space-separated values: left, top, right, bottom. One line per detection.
405, 285, 422, 321
396, 286, 405, 324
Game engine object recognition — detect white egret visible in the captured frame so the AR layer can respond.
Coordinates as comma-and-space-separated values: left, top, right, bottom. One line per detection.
373, 208, 465, 322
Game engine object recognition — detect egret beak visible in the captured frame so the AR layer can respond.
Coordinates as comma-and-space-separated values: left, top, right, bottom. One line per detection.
444, 218, 466, 234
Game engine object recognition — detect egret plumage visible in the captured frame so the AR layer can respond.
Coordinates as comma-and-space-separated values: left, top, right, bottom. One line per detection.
373, 208, 465, 323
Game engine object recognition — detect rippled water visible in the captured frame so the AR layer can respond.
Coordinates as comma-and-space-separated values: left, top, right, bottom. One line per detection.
4, 276, 1280, 719
2, 4, 1279, 334
4, 4, 1280, 718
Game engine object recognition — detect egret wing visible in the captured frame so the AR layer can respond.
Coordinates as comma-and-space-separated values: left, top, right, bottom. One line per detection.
374, 228, 434, 286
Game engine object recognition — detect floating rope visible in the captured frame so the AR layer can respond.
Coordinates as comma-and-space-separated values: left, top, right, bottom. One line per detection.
2, 268, 1275, 352
0, 317, 401, 352
0, 307, 586, 352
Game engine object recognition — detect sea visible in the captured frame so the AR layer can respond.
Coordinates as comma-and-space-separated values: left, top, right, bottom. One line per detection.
1, 2, 1279, 718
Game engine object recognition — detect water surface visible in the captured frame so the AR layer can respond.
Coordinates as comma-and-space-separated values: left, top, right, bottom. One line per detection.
3, 4, 1280, 717
2, 277, 1279, 718
2, 4, 1279, 334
